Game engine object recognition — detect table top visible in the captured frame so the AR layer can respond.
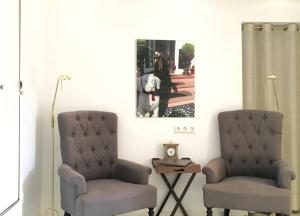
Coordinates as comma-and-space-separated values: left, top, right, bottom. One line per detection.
152, 158, 201, 174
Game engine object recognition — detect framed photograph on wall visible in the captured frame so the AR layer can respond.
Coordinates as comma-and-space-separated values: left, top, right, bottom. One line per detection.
136, 39, 195, 118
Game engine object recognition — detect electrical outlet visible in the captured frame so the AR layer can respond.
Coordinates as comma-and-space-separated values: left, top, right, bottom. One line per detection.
174, 126, 195, 133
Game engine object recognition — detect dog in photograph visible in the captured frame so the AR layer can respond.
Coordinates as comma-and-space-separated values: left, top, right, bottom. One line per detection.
137, 73, 161, 117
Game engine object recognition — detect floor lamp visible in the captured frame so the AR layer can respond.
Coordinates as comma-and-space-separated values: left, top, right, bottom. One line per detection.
266, 74, 280, 111
49, 75, 71, 216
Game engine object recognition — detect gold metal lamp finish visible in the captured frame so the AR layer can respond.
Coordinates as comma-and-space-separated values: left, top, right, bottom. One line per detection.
266, 74, 279, 111
51, 75, 71, 128
49, 74, 71, 216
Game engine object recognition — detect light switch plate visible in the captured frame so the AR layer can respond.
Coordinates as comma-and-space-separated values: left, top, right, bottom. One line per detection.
174, 126, 195, 133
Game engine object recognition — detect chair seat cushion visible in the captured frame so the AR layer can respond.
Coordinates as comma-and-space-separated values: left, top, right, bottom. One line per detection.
74, 179, 157, 216
203, 176, 290, 215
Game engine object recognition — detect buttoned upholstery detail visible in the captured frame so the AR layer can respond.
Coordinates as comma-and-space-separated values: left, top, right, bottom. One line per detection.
58, 111, 118, 181
202, 110, 296, 216
57, 111, 157, 216
219, 110, 283, 179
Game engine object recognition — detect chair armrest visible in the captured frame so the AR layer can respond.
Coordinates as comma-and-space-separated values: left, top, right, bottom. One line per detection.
114, 159, 152, 184
58, 164, 87, 195
271, 160, 296, 189
202, 157, 226, 183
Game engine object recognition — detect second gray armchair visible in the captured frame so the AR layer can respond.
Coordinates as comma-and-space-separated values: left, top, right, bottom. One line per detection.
57, 111, 157, 216
202, 110, 295, 216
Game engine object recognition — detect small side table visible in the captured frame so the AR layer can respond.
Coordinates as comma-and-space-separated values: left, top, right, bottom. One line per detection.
152, 158, 201, 216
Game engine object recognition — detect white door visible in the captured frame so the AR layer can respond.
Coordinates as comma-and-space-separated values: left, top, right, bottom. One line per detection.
0, 0, 20, 214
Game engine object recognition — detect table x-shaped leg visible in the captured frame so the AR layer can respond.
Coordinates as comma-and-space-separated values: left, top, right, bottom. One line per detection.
170, 173, 196, 216
156, 173, 182, 216
156, 173, 196, 216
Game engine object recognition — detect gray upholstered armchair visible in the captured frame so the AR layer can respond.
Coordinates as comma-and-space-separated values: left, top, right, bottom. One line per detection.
57, 111, 157, 216
202, 110, 295, 216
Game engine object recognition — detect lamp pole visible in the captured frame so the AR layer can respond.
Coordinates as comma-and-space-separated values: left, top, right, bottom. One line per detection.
49, 75, 71, 216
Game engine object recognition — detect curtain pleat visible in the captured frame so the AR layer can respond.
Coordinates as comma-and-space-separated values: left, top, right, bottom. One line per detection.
243, 23, 300, 211
243, 23, 255, 108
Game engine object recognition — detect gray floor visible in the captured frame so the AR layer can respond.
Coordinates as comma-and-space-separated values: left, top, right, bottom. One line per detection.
120, 209, 300, 216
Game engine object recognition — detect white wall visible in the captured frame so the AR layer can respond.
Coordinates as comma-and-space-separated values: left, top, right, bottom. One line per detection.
16, 0, 300, 216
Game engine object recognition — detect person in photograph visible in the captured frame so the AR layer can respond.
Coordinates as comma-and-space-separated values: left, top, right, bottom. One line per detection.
154, 52, 174, 117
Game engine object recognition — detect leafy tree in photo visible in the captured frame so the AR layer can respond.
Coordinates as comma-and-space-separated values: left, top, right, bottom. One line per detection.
179, 43, 194, 72
181, 43, 194, 61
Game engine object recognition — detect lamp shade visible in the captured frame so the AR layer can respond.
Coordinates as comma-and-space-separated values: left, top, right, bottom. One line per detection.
266, 74, 279, 80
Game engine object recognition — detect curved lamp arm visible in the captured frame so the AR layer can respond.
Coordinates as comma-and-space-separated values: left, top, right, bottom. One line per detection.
51, 75, 71, 128
266, 74, 279, 111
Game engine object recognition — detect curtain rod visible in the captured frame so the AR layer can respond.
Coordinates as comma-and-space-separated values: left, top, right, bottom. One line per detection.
241, 25, 300, 30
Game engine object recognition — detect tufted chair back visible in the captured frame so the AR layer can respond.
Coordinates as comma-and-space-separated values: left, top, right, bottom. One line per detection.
218, 110, 283, 179
58, 111, 118, 181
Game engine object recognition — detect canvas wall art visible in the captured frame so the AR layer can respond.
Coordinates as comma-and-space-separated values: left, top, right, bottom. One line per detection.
136, 39, 195, 118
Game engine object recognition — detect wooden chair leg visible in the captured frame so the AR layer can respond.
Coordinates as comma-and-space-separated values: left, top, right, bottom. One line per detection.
64, 212, 71, 216
224, 209, 230, 216
206, 207, 213, 216
148, 208, 154, 216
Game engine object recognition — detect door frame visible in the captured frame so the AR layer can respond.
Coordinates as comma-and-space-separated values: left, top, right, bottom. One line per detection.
0, 0, 21, 214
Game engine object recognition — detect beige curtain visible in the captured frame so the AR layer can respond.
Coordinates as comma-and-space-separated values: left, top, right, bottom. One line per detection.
243, 23, 300, 211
